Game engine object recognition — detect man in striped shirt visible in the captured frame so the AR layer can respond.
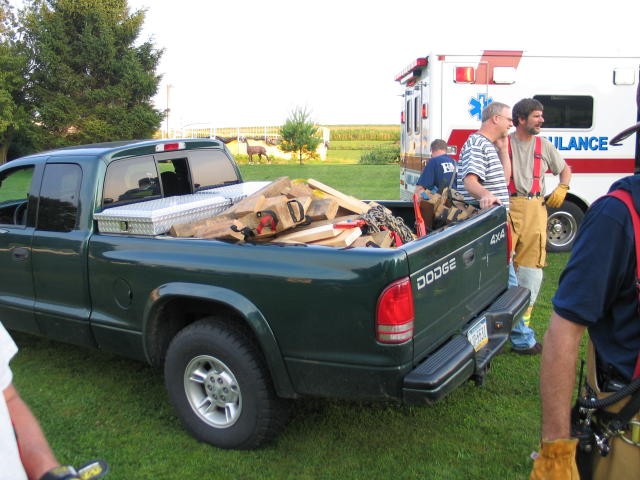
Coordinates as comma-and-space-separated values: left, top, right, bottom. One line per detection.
456, 101, 512, 208
456, 101, 542, 355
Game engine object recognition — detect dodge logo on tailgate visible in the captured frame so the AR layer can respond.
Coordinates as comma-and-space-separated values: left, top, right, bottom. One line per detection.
416, 258, 457, 290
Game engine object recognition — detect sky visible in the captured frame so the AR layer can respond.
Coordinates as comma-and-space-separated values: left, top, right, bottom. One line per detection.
14, 0, 640, 129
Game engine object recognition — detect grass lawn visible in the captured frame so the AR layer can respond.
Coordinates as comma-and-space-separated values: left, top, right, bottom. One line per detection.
9, 164, 575, 479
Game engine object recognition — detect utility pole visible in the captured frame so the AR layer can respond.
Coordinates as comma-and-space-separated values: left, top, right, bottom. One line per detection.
165, 84, 173, 138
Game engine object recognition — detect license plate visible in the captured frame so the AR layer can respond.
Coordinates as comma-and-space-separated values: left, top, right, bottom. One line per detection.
467, 317, 488, 351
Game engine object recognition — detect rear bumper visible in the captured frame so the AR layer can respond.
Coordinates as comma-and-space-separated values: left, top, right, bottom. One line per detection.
402, 285, 530, 404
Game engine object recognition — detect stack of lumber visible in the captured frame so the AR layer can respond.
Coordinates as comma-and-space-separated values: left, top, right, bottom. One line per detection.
169, 177, 405, 248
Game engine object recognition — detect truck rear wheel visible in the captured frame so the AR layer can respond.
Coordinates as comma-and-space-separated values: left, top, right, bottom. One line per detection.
164, 317, 290, 449
546, 201, 584, 253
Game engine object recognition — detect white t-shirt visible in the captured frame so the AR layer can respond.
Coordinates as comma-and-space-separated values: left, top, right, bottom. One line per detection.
0, 323, 28, 480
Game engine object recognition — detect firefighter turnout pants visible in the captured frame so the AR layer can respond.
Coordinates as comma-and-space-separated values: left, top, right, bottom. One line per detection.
508, 196, 547, 269
586, 341, 640, 479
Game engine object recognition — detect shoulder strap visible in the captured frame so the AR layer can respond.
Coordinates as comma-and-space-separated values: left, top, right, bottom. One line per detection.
507, 136, 517, 195
607, 189, 640, 379
530, 137, 542, 195
507, 136, 542, 196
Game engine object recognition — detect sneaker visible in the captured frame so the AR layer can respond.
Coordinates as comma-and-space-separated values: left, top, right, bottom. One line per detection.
512, 342, 543, 355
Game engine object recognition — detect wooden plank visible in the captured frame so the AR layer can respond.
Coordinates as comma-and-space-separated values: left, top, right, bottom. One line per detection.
311, 226, 362, 247
194, 219, 246, 241
287, 181, 314, 198
306, 178, 370, 214
276, 223, 341, 243
370, 230, 393, 248
223, 176, 291, 218
306, 198, 339, 221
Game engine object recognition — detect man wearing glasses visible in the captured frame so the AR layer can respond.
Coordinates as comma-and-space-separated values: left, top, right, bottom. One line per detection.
456, 101, 542, 354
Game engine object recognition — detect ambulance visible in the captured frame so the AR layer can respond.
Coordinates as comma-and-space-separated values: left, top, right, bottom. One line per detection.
395, 50, 640, 251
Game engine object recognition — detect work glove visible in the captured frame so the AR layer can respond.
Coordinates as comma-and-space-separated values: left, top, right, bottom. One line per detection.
529, 438, 580, 480
545, 184, 569, 208
40, 460, 108, 480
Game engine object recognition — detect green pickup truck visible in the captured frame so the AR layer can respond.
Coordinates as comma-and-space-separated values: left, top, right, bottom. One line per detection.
0, 138, 528, 449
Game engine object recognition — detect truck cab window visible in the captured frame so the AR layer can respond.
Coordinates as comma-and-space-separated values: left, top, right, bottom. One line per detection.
37, 164, 82, 232
0, 165, 34, 226
158, 158, 192, 197
533, 95, 594, 129
102, 156, 160, 208
189, 150, 239, 191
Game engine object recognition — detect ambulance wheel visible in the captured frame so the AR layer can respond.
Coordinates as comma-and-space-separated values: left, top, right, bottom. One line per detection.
164, 317, 291, 449
546, 201, 584, 253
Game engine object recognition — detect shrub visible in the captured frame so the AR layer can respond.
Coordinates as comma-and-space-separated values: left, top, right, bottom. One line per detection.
359, 145, 400, 165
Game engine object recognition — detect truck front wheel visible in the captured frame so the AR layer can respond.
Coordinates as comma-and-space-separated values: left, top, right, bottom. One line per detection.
164, 317, 290, 449
546, 201, 584, 253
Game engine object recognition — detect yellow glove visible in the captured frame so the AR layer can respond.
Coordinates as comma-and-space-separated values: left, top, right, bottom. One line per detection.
545, 184, 569, 208
530, 438, 580, 480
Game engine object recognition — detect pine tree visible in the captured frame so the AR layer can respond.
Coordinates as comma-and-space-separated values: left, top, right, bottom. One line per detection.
279, 106, 322, 165
0, 0, 30, 163
19, 0, 163, 149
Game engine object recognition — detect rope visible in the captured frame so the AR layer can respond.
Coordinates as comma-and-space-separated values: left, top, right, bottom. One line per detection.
362, 204, 415, 244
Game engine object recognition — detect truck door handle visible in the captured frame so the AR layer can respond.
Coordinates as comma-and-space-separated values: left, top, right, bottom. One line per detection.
463, 249, 475, 266
11, 247, 30, 261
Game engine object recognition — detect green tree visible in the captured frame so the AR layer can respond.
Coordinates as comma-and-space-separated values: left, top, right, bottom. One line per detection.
0, 0, 31, 163
19, 0, 163, 149
279, 106, 322, 165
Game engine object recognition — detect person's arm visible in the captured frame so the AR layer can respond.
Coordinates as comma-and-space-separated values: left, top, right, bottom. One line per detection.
559, 164, 572, 186
463, 173, 501, 209
4, 384, 59, 480
494, 136, 511, 183
540, 312, 586, 440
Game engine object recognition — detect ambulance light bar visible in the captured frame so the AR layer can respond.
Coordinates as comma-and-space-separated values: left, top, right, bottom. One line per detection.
395, 57, 428, 83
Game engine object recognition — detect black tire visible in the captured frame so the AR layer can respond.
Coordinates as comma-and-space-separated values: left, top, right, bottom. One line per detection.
164, 317, 291, 449
546, 201, 584, 253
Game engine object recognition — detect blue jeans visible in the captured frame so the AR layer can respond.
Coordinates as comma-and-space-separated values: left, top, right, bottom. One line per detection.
509, 263, 537, 350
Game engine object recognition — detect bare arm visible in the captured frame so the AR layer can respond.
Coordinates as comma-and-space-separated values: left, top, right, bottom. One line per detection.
4, 384, 59, 480
559, 164, 572, 186
540, 311, 586, 440
414, 185, 425, 196
463, 174, 501, 209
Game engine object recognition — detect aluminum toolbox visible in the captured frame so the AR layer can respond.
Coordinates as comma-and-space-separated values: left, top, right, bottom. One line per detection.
95, 194, 231, 235
197, 181, 270, 203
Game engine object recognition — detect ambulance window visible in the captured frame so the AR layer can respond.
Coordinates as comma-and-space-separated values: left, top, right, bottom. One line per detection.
534, 95, 593, 129
405, 98, 412, 134
413, 97, 420, 133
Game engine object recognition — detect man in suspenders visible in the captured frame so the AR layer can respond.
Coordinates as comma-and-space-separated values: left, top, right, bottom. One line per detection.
507, 98, 572, 354
530, 175, 640, 479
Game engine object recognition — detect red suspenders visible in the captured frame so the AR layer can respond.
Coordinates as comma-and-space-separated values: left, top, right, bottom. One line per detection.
607, 189, 640, 380
507, 136, 542, 197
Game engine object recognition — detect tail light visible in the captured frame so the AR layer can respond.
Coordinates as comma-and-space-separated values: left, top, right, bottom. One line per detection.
376, 277, 414, 344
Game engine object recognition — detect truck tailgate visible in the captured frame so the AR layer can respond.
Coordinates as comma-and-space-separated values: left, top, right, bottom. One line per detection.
403, 206, 509, 362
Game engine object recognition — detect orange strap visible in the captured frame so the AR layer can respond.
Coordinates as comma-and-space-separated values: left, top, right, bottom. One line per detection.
508, 136, 542, 197
607, 189, 640, 380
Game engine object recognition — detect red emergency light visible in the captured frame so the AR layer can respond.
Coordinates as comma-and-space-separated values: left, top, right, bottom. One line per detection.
454, 66, 475, 83
400, 111, 405, 124
422, 103, 428, 119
